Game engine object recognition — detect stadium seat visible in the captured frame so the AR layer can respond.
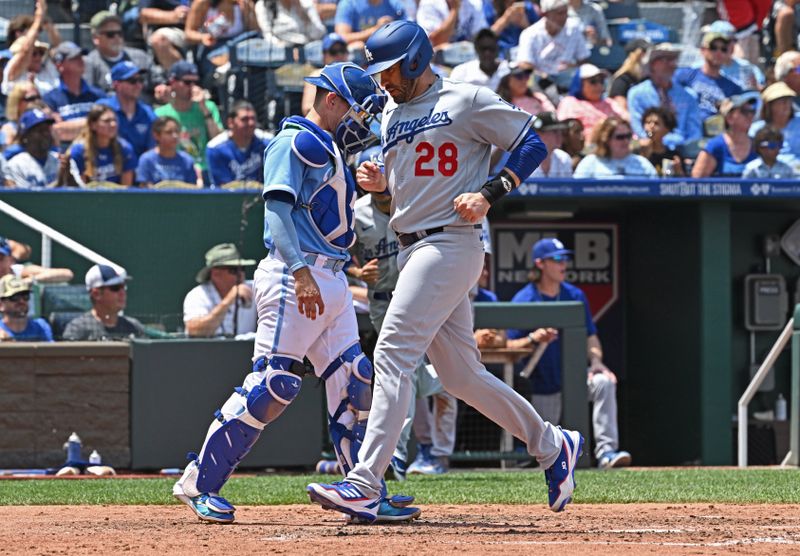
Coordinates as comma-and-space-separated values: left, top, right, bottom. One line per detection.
40, 284, 91, 316
588, 44, 627, 72
599, 0, 640, 22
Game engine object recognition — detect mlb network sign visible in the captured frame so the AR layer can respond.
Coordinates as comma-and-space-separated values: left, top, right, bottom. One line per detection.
491, 224, 619, 320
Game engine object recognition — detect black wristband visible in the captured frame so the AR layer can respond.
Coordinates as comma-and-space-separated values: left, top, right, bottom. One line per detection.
479, 170, 516, 204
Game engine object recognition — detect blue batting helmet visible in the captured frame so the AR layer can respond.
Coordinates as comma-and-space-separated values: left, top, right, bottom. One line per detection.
363, 20, 433, 79
304, 62, 386, 157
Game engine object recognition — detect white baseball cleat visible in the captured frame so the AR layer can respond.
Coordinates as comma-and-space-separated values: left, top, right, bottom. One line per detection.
545, 428, 584, 512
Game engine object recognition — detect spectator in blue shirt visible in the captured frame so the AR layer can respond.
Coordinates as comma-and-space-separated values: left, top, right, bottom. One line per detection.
0, 274, 53, 342
43, 41, 107, 144
674, 30, 743, 123
66, 104, 136, 186
334, 0, 406, 45
692, 92, 758, 177
507, 238, 631, 470
627, 43, 702, 150
136, 116, 200, 187
206, 100, 272, 188
98, 61, 157, 158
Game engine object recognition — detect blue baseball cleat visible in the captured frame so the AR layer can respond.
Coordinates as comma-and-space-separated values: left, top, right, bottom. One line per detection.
545, 428, 583, 512
597, 450, 632, 470
307, 481, 381, 523
349, 498, 422, 524
386, 456, 408, 482
173, 491, 236, 523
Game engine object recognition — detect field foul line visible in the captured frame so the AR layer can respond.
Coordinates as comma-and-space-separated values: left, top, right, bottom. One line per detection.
449, 537, 800, 547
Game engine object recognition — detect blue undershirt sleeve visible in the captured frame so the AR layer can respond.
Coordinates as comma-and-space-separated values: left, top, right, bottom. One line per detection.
264, 191, 306, 273
504, 128, 548, 182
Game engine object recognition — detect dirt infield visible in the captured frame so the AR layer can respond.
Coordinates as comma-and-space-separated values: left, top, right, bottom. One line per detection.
3, 504, 800, 555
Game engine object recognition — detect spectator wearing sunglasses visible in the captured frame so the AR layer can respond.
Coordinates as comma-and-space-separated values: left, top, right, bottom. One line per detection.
0, 274, 53, 342
743, 126, 796, 178
692, 92, 759, 177
98, 61, 157, 158
573, 116, 657, 178
506, 238, 632, 470
674, 30, 743, 124
1, 83, 44, 148
84, 12, 155, 98
62, 264, 145, 341
184, 243, 257, 338
749, 81, 800, 173
255, 0, 327, 47
557, 63, 625, 145
496, 61, 555, 115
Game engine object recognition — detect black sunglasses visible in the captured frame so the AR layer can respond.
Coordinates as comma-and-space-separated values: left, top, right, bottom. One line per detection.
707, 44, 729, 53
218, 266, 243, 274
104, 284, 126, 292
612, 133, 633, 140
7, 292, 30, 302
586, 76, 605, 85
124, 76, 144, 85
101, 30, 124, 38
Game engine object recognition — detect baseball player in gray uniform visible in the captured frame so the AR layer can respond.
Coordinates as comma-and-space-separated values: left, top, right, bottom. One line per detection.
351, 185, 457, 479
308, 21, 584, 522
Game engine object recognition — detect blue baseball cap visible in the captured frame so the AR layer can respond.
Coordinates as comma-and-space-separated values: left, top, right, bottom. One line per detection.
110, 60, 144, 81
322, 33, 346, 52
52, 41, 86, 64
0, 236, 10, 256
19, 108, 55, 135
532, 238, 572, 261
85, 264, 131, 290
168, 60, 199, 80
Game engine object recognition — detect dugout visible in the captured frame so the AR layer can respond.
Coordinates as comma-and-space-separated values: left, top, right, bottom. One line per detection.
1, 181, 798, 466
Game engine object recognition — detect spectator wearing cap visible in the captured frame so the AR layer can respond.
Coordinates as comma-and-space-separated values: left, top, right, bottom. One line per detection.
97, 61, 157, 158
506, 237, 632, 470
609, 39, 650, 114
139, 0, 192, 71
674, 30, 743, 123
62, 264, 145, 341
0, 275, 50, 342
64, 104, 137, 187
334, 0, 406, 46
516, 0, 589, 78
574, 115, 657, 178
496, 61, 556, 115
749, 81, 800, 172
557, 63, 625, 144
0, 274, 53, 343
255, 0, 327, 47
136, 116, 200, 187
529, 112, 573, 177
635, 106, 685, 177
482, 0, 539, 51
5, 109, 60, 189
206, 100, 272, 188
417, 0, 488, 47
301, 33, 350, 114
693, 20, 764, 91
155, 61, 223, 183
742, 127, 796, 179
43, 41, 108, 144
1, 82, 44, 147
567, 0, 611, 49
627, 43, 702, 150
691, 92, 758, 177
83, 11, 155, 97
449, 28, 510, 90
2, 0, 60, 97
184, 243, 257, 338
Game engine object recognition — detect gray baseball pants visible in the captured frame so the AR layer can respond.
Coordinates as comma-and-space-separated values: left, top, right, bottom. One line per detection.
348, 228, 563, 497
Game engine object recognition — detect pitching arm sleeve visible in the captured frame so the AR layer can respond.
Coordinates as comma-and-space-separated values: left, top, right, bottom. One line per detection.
264, 191, 306, 273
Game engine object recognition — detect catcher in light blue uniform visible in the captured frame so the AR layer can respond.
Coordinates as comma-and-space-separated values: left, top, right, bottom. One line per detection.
173, 62, 419, 524
308, 21, 584, 522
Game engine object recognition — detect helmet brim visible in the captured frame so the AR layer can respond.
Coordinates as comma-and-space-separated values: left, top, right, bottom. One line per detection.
303, 75, 335, 91
364, 56, 404, 76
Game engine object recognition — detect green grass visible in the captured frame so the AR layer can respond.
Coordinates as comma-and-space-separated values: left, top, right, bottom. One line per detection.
2, 469, 800, 506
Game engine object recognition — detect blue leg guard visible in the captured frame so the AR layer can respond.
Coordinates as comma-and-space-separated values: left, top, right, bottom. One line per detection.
189, 356, 303, 495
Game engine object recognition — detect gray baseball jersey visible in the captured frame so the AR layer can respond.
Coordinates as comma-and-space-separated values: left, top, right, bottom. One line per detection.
380, 77, 533, 234
353, 194, 399, 295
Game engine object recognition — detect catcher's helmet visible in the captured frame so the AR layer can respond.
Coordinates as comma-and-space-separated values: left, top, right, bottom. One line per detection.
304, 62, 386, 156
363, 20, 433, 79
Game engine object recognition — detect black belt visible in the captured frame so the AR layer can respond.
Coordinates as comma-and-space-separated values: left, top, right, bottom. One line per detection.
397, 224, 482, 248
372, 291, 393, 301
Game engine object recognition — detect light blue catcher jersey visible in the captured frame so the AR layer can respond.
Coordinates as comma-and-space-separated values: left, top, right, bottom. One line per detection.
262, 117, 356, 261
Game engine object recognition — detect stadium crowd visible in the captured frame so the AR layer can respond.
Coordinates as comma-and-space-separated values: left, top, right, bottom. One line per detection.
0, 0, 794, 190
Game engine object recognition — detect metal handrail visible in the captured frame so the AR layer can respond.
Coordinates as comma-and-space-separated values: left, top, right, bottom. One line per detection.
737, 318, 794, 467
0, 199, 121, 270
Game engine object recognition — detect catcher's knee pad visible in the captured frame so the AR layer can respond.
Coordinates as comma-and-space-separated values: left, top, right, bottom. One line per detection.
322, 344, 373, 475
193, 355, 303, 494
